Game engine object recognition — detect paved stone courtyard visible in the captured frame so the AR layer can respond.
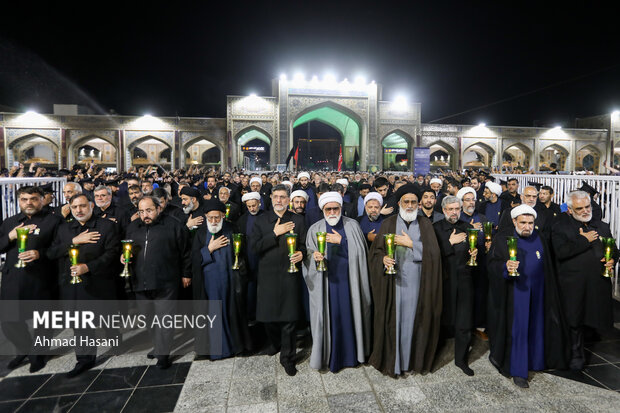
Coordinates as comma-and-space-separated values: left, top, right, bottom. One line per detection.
1, 331, 619, 412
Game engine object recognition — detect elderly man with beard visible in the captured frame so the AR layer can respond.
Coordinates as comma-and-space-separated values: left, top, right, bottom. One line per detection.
368, 184, 443, 377
56, 182, 82, 221
303, 192, 371, 372
0, 186, 63, 372
180, 187, 205, 231
237, 192, 264, 323
487, 205, 569, 388
498, 186, 552, 240
552, 190, 619, 371
249, 184, 307, 376
93, 185, 128, 227
434, 195, 478, 376
47, 193, 121, 377
124, 196, 192, 369
191, 199, 252, 359
218, 186, 240, 222
357, 192, 385, 248
418, 188, 444, 223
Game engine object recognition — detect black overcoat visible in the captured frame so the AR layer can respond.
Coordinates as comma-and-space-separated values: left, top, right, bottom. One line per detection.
551, 214, 619, 329
249, 209, 307, 322
0, 210, 62, 300
46, 215, 120, 299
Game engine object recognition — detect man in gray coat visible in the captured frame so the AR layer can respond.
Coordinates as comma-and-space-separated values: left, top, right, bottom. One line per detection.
303, 192, 372, 373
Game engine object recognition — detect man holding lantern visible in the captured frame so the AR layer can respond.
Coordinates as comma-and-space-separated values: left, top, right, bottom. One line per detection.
368, 184, 442, 377
303, 191, 371, 373
487, 204, 569, 388
249, 184, 307, 376
0, 186, 63, 373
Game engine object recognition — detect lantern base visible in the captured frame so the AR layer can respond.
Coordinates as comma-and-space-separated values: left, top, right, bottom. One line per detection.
385, 264, 397, 275
508, 270, 520, 277
232, 254, 240, 270
287, 263, 298, 273
70, 274, 83, 284
120, 262, 131, 278
316, 260, 327, 272
466, 257, 478, 267
603, 268, 614, 278
15, 259, 26, 269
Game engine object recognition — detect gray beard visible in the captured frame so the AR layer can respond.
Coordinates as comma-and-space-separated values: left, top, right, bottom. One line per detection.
207, 221, 223, 234
325, 214, 342, 226
183, 201, 195, 214
399, 208, 418, 222
249, 210, 259, 216
573, 213, 592, 223
368, 213, 380, 222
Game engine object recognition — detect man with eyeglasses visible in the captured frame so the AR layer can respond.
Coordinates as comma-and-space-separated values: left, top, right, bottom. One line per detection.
434, 195, 478, 376
304, 191, 371, 373
552, 190, 619, 371
498, 186, 552, 240
368, 184, 442, 377
249, 184, 307, 376
124, 196, 192, 369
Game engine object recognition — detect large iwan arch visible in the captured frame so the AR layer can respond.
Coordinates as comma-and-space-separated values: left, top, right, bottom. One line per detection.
290, 102, 365, 170
233, 126, 273, 169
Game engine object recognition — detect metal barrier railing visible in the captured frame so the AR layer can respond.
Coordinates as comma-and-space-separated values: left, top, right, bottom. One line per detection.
0, 177, 67, 222
496, 174, 620, 299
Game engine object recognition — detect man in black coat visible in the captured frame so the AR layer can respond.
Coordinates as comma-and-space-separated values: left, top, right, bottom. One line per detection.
538, 185, 561, 218
152, 188, 186, 223
124, 196, 192, 369
487, 205, 569, 388
218, 186, 241, 223
249, 184, 307, 376
551, 190, 619, 371
433, 195, 477, 376
0, 186, 63, 372
47, 193, 121, 377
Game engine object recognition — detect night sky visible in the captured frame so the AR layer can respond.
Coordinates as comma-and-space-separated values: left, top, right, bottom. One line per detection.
1, 1, 618, 127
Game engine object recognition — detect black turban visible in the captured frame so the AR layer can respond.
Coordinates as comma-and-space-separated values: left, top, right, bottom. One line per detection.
203, 198, 226, 213
180, 186, 201, 199
394, 183, 420, 202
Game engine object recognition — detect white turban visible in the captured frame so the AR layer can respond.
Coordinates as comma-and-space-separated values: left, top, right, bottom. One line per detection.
364, 192, 383, 207
290, 190, 308, 201
485, 182, 502, 196
336, 178, 348, 187
242, 192, 261, 203
297, 172, 310, 180
249, 177, 262, 186
318, 192, 343, 210
282, 180, 293, 189
456, 187, 477, 200
511, 204, 537, 219
430, 178, 442, 186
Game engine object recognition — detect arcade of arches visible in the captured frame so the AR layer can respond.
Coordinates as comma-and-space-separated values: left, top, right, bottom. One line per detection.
0, 80, 618, 172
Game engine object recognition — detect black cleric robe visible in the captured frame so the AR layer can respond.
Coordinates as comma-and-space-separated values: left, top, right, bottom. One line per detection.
487, 229, 570, 376
368, 214, 443, 377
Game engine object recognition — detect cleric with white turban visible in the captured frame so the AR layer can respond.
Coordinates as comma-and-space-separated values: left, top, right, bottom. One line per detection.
304, 189, 372, 373
359, 192, 385, 246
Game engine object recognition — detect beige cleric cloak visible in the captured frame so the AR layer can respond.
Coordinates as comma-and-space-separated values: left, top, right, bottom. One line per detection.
368, 214, 443, 377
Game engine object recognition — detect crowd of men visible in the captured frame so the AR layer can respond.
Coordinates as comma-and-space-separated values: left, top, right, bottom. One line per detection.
0, 164, 618, 389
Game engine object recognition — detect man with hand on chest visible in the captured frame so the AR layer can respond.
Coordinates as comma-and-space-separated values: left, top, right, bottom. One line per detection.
249, 184, 307, 376
47, 193, 121, 377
